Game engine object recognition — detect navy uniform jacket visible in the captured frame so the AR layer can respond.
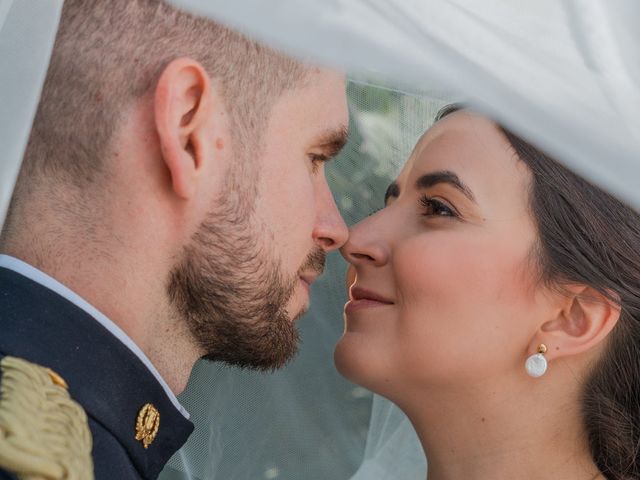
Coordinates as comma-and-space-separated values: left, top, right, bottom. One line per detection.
0, 266, 194, 479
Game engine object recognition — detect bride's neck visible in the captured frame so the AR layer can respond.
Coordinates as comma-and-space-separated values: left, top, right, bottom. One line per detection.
393, 378, 601, 480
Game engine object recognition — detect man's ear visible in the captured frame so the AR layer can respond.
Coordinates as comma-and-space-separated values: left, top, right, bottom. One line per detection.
154, 57, 212, 199
532, 285, 620, 362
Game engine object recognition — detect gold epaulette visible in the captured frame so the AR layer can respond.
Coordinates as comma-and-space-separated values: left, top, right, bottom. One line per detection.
0, 356, 94, 479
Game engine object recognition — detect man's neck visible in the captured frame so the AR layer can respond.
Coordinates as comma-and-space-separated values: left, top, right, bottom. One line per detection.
1, 240, 199, 395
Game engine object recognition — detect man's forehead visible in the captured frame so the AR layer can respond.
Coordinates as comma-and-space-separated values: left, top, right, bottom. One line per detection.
271, 70, 348, 134
306, 67, 346, 86
296, 68, 346, 106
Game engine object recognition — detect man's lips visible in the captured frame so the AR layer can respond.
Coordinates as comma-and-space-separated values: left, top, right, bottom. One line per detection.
299, 272, 319, 287
299, 272, 322, 295
345, 286, 394, 313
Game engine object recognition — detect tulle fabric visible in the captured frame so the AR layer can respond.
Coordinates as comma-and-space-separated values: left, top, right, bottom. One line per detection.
1, 1, 638, 478
0, 0, 62, 227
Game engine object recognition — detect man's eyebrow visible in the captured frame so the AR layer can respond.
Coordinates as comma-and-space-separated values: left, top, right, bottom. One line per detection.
314, 125, 349, 158
415, 170, 476, 202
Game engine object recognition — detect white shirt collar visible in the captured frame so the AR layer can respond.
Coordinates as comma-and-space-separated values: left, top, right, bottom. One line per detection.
0, 254, 189, 419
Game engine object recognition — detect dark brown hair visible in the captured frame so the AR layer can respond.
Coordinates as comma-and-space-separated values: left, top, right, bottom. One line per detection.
438, 105, 640, 479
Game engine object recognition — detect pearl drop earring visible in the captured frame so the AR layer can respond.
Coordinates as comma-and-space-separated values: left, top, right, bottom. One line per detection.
525, 344, 548, 378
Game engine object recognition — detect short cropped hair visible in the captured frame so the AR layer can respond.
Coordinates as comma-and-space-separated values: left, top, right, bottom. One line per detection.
21, 0, 307, 185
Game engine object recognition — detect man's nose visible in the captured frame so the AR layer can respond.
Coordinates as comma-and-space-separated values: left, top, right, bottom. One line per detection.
312, 182, 349, 252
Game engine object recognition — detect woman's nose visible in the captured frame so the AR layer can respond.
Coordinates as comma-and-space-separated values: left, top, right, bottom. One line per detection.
340, 216, 390, 268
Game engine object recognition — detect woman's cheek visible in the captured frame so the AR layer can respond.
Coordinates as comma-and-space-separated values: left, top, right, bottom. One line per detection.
393, 233, 487, 305
391, 233, 534, 380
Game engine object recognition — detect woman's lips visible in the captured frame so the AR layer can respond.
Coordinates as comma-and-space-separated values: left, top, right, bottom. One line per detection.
350, 286, 394, 303
345, 286, 394, 314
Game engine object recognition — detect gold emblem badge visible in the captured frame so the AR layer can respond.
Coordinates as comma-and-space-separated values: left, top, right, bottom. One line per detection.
135, 403, 160, 449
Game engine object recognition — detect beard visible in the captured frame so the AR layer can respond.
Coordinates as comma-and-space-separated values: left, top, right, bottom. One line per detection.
166, 192, 326, 371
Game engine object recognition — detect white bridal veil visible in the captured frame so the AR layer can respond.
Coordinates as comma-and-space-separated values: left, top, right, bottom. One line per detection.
1, 0, 638, 478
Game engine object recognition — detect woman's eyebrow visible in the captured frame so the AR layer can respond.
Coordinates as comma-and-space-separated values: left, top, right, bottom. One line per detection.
384, 182, 400, 205
384, 170, 476, 206
415, 170, 476, 203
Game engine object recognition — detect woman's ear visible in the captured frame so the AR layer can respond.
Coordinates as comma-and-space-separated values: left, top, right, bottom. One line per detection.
154, 57, 212, 199
533, 285, 620, 362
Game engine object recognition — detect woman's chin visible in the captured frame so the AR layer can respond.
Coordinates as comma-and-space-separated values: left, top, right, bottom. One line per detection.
333, 336, 356, 379
334, 333, 389, 391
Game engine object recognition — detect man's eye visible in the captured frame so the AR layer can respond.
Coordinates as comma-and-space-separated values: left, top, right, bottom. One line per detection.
308, 154, 328, 172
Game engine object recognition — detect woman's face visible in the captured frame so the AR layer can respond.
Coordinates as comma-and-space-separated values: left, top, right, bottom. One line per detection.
336, 111, 554, 396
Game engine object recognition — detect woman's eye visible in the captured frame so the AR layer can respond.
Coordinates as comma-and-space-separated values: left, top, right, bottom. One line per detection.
419, 196, 457, 218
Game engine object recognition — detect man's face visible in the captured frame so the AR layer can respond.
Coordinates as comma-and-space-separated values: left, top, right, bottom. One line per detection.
167, 70, 349, 370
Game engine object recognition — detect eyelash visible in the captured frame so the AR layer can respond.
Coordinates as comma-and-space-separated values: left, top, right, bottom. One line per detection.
368, 207, 382, 217
309, 154, 328, 173
368, 196, 458, 219
419, 195, 458, 218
